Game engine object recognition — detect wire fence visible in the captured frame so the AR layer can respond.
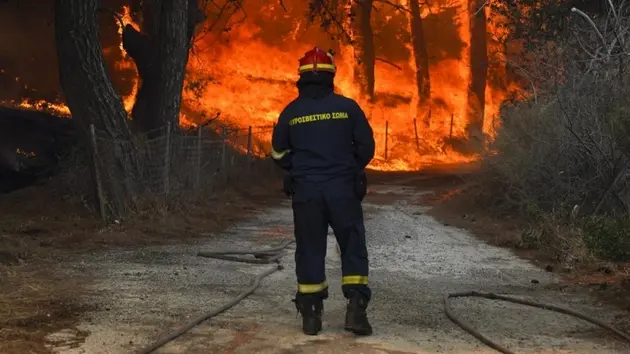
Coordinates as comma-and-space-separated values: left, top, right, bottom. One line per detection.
89, 122, 277, 222
87, 111, 496, 221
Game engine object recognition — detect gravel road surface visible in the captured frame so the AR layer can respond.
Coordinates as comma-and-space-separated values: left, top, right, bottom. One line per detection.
46, 175, 629, 354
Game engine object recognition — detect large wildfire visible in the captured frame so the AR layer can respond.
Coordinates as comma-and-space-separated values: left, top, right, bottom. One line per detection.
1, 1, 521, 171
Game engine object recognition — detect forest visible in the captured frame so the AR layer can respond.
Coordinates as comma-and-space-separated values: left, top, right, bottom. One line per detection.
0, 0, 626, 256
1, 1, 630, 352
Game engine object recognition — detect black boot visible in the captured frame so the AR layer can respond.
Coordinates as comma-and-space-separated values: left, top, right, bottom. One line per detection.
344, 293, 372, 336
293, 295, 323, 335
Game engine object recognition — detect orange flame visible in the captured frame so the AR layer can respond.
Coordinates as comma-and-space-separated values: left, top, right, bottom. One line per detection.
116, 5, 139, 114
182, 1, 517, 171
10, 99, 71, 116
1, 2, 522, 171
0, 6, 139, 118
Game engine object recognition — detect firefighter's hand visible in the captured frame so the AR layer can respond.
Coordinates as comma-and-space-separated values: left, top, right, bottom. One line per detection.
283, 173, 294, 198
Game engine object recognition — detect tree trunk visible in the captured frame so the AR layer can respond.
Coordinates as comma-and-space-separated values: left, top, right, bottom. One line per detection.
347, 0, 375, 100
55, 0, 140, 218
123, 0, 204, 136
55, 0, 132, 139
467, 0, 488, 143
409, 0, 431, 128
145, 0, 189, 134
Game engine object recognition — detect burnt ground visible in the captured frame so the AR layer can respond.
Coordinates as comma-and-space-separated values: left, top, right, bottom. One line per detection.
1, 164, 629, 353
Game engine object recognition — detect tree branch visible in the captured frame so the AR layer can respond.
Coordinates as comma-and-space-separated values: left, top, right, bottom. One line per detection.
96, 7, 125, 29
471, 0, 488, 17
376, 57, 402, 70
372, 0, 410, 13
279, 0, 287, 11
571, 7, 608, 49
307, 0, 353, 43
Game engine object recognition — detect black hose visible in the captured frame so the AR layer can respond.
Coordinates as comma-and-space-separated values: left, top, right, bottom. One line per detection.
444, 291, 630, 354
135, 238, 630, 354
197, 240, 292, 264
135, 239, 294, 354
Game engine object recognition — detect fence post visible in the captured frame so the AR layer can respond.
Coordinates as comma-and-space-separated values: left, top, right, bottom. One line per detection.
221, 126, 227, 176
449, 113, 454, 139
246, 126, 253, 171
384, 120, 389, 161
89, 124, 106, 221
163, 122, 171, 194
413, 117, 420, 152
196, 125, 202, 190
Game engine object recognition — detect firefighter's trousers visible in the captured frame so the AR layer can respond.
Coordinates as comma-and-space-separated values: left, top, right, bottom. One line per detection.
291, 179, 371, 301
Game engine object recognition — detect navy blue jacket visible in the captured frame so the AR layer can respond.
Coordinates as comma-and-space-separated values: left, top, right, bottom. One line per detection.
271, 88, 375, 184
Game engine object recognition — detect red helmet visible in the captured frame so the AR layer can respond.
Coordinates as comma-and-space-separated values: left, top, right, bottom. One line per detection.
298, 47, 336, 74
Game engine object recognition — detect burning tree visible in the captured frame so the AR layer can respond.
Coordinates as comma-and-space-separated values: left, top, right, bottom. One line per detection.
307, 0, 495, 147
54, 0, 204, 217
308, 0, 376, 100
121, 0, 205, 135
346, 0, 376, 100
55, 0, 134, 143
55, 0, 141, 215
48, 0, 515, 178
408, 0, 431, 128
466, 0, 488, 143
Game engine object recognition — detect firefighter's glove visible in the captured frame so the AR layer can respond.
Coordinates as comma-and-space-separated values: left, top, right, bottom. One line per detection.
283, 173, 295, 198
355, 170, 367, 201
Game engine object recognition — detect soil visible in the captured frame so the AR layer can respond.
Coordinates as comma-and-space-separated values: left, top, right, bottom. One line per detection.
0, 173, 285, 354
43, 170, 630, 353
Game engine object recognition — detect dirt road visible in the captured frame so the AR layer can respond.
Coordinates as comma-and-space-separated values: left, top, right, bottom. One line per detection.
46, 175, 629, 353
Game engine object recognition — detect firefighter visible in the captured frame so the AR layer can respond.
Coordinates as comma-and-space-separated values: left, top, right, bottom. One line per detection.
270, 47, 376, 336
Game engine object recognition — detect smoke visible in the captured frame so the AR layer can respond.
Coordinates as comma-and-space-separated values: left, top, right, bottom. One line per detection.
0, 0, 57, 101
0, 0, 135, 103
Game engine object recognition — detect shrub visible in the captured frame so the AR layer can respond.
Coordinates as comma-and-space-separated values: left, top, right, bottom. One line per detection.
582, 216, 630, 262
476, 1, 630, 263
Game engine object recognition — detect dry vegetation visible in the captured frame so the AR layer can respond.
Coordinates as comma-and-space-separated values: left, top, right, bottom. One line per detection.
0, 151, 284, 353
429, 0, 630, 319
477, 2, 630, 265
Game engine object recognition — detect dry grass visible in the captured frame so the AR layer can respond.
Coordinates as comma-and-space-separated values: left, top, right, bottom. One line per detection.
0, 166, 284, 353
470, 2, 630, 267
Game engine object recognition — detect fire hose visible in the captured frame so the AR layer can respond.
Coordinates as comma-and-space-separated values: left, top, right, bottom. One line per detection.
135, 238, 630, 354
444, 291, 630, 354
134, 239, 294, 354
